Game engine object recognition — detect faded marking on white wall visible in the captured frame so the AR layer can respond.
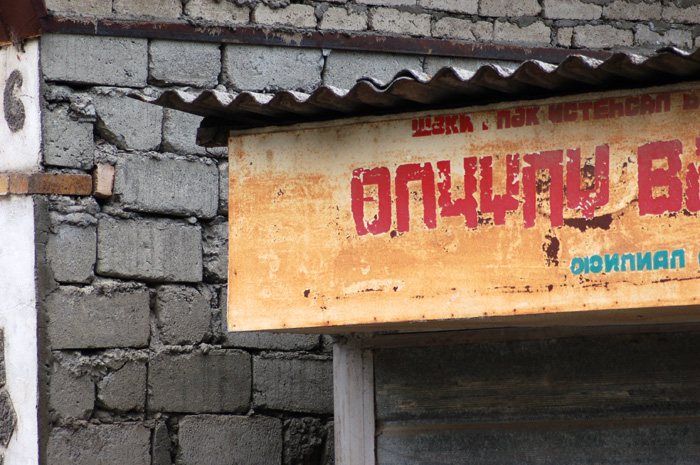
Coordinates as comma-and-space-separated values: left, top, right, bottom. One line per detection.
0, 41, 41, 171
0, 196, 37, 464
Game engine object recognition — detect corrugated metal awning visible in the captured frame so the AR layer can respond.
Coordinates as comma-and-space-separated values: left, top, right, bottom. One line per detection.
132, 47, 700, 146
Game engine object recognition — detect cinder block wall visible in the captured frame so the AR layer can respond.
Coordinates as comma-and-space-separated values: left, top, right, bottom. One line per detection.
34, 0, 697, 464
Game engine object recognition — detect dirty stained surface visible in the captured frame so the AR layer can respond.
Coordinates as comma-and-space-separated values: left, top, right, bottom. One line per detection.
228, 85, 700, 331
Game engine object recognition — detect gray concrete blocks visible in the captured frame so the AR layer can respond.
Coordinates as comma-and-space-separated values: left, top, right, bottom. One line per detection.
253, 4, 317, 28
202, 219, 228, 283
149, 350, 251, 413
219, 161, 229, 215
46, 223, 96, 284
284, 417, 333, 465
185, 0, 250, 24
320, 7, 368, 31
178, 415, 283, 465
323, 50, 423, 89
42, 105, 94, 169
636, 24, 692, 48
46, 284, 150, 349
543, 0, 602, 20
573, 24, 634, 48
370, 8, 432, 36
663, 4, 700, 23
114, 153, 218, 219
419, 0, 477, 14
113, 0, 182, 18
479, 0, 541, 17
47, 424, 151, 465
162, 109, 207, 156
49, 363, 94, 420
494, 20, 552, 46
41, 35, 148, 87
604, 0, 662, 21
222, 45, 323, 92
155, 285, 212, 345
253, 355, 333, 414
433, 17, 493, 41
96, 218, 203, 283
93, 89, 163, 151
149, 40, 221, 88
97, 361, 147, 412
44, 0, 112, 15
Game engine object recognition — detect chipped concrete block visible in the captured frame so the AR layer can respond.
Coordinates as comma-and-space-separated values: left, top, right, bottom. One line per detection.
419, 0, 477, 14
44, 0, 112, 15
93, 88, 163, 151
113, 0, 182, 18
149, 40, 221, 88
97, 218, 203, 283
223, 45, 323, 92
185, 0, 249, 24
97, 361, 147, 412
42, 105, 94, 169
253, 4, 316, 28
46, 223, 96, 284
479, 0, 541, 17
49, 363, 94, 420
369, 8, 431, 36
573, 24, 634, 49
603, 0, 662, 21
155, 285, 212, 345
47, 424, 151, 465
494, 20, 551, 46
433, 17, 493, 41
543, 0, 602, 20
320, 7, 368, 31
41, 35, 148, 87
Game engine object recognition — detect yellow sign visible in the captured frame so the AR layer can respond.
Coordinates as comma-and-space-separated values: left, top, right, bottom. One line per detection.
228, 85, 700, 331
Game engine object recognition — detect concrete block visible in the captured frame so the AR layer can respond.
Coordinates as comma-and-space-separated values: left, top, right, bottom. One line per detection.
494, 20, 551, 46
41, 35, 148, 87
49, 363, 94, 420
152, 421, 172, 465
44, 0, 112, 15
185, 0, 249, 24
284, 417, 330, 465
604, 1, 662, 20
0, 390, 16, 449
46, 223, 96, 284
557, 27, 574, 47
162, 109, 207, 156
46, 284, 150, 349
419, 0, 477, 13
543, 0, 601, 19
149, 350, 251, 413
369, 8, 431, 36
222, 45, 323, 92
179, 415, 282, 465
433, 17, 493, 41
0, 330, 4, 388
113, 0, 182, 18
323, 50, 422, 89
42, 105, 94, 169
114, 153, 218, 218
663, 4, 700, 23
320, 7, 367, 31
479, 0, 541, 16
358, 0, 415, 5
202, 219, 228, 283
253, 355, 333, 414
93, 89, 163, 151
636, 24, 692, 48
47, 424, 151, 465
573, 24, 634, 49
424, 56, 519, 76
96, 218, 203, 283
97, 361, 147, 412
219, 161, 229, 215
150, 40, 221, 88
253, 4, 316, 28
155, 285, 212, 345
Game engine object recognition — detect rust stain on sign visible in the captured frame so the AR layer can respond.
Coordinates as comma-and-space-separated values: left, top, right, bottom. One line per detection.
228, 85, 700, 332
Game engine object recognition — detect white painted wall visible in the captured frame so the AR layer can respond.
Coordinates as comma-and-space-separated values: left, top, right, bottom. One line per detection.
0, 40, 40, 465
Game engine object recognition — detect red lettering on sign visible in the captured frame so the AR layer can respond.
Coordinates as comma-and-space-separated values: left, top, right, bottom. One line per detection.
351, 167, 392, 236
396, 163, 437, 232
437, 158, 478, 228
479, 154, 520, 225
686, 138, 700, 212
638, 139, 683, 215
684, 93, 700, 111
523, 150, 564, 228
412, 114, 473, 137
566, 145, 610, 219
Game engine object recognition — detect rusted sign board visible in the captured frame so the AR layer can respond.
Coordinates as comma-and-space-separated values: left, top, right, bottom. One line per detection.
228, 84, 700, 332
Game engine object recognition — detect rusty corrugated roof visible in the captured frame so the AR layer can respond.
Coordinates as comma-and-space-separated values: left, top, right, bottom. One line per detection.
133, 47, 700, 143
